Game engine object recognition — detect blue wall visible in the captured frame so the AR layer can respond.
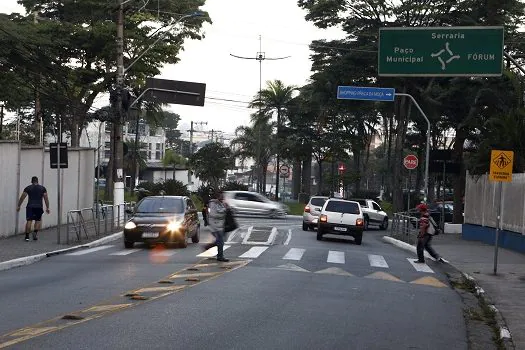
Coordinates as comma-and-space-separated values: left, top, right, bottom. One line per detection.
462, 224, 525, 254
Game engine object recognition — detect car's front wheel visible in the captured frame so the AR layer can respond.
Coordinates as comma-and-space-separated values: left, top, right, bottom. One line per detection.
380, 218, 389, 230
302, 222, 308, 231
192, 226, 200, 243
363, 216, 369, 231
124, 240, 134, 249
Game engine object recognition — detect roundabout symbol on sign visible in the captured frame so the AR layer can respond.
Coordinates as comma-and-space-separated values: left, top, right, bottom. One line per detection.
404, 154, 418, 170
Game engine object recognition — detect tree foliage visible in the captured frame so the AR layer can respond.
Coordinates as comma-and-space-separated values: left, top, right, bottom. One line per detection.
189, 143, 234, 188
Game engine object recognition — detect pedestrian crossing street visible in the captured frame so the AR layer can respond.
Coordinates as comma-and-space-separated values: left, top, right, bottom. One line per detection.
66, 244, 438, 274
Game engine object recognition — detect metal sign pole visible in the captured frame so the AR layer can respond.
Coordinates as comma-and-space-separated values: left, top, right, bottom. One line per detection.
493, 181, 503, 274
407, 170, 410, 211
57, 116, 62, 244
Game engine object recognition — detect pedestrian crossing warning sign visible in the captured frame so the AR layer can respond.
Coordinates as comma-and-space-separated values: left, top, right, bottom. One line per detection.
489, 150, 513, 182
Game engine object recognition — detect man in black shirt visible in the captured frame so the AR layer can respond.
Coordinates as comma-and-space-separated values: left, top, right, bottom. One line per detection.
16, 176, 50, 241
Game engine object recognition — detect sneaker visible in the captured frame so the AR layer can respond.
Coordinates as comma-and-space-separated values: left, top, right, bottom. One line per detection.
413, 259, 425, 264
438, 258, 447, 263
216, 257, 230, 262
33, 233, 38, 241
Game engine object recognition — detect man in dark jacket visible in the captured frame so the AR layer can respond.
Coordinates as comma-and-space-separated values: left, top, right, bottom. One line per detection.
414, 203, 445, 264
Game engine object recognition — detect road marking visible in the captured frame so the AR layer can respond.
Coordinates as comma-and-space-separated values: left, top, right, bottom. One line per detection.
410, 276, 447, 288
239, 246, 268, 259
169, 272, 220, 279
282, 248, 305, 261
241, 226, 254, 244
66, 245, 114, 256
365, 271, 404, 282
134, 286, 185, 293
368, 254, 389, 268
327, 251, 345, 264
407, 258, 434, 273
151, 250, 177, 257
273, 263, 309, 272
315, 267, 353, 276
9, 327, 58, 337
196, 245, 231, 258
110, 249, 142, 256
284, 229, 292, 245
84, 304, 132, 313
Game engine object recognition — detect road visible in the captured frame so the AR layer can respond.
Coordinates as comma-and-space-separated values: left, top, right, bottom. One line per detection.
0, 215, 468, 350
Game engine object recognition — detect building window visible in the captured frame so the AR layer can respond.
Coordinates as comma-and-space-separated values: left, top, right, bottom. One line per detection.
104, 142, 111, 159
148, 143, 152, 159
155, 143, 161, 160
138, 123, 146, 136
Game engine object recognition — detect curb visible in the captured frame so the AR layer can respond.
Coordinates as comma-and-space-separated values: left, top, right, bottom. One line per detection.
383, 235, 514, 348
0, 232, 123, 272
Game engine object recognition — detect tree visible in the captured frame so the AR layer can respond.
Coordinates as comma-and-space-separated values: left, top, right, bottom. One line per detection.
162, 149, 188, 181
161, 112, 182, 148
9, 0, 210, 146
189, 143, 234, 188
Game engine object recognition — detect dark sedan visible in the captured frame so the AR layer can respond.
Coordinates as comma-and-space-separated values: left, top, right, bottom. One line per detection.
123, 196, 200, 248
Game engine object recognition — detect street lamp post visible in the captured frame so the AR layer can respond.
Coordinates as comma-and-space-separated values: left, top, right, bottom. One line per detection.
0, 102, 4, 139
112, 2, 204, 206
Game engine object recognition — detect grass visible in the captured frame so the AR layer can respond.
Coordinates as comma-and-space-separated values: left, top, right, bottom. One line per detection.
286, 202, 306, 216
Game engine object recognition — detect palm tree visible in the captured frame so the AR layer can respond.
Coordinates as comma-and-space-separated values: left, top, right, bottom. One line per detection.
249, 80, 297, 200
162, 149, 188, 181
123, 140, 148, 188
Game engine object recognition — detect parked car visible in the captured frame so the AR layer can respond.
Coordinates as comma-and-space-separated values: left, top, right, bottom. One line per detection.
408, 201, 454, 226
123, 195, 200, 248
222, 191, 288, 218
317, 199, 365, 245
302, 196, 329, 231
349, 198, 389, 230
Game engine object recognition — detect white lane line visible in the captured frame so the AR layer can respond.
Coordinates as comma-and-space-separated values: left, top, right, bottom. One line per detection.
151, 250, 177, 257
241, 226, 254, 244
197, 245, 231, 258
327, 251, 345, 264
407, 258, 434, 273
239, 246, 269, 259
110, 249, 142, 256
284, 229, 292, 245
283, 248, 305, 261
368, 254, 389, 268
67, 245, 114, 256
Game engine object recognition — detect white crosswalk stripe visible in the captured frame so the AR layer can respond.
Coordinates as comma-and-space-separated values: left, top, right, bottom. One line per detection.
197, 245, 231, 258
407, 258, 434, 273
239, 246, 269, 259
368, 254, 389, 268
327, 251, 345, 264
282, 248, 305, 261
67, 245, 114, 256
151, 250, 177, 257
110, 249, 142, 256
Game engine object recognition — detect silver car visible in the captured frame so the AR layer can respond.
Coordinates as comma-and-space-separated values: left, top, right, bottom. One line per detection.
222, 191, 288, 218
302, 196, 329, 230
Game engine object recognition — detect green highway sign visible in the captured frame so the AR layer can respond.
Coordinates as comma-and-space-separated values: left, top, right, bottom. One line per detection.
378, 26, 504, 77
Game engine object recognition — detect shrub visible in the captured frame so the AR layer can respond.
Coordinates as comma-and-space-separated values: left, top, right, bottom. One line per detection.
220, 181, 249, 192
136, 180, 189, 201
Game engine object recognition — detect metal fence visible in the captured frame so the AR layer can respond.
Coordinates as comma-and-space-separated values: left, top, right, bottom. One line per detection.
66, 202, 135, 244
390, 212, 420, 245
465, 173, 525, 234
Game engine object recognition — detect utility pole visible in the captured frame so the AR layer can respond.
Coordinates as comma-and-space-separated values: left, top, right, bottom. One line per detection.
112, 0, 125, 207
231, 35, 290, 195
0, 103, 4, 139
187, 121, 207, 186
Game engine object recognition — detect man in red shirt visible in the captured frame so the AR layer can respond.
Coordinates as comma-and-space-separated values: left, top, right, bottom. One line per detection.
414, 203, 445, 263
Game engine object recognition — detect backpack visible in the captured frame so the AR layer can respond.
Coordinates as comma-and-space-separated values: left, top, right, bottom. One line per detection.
427, 217, 441, 235
223, 208, 238, 233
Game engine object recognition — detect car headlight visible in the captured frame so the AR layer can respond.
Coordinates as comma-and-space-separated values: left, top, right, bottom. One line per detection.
124, 221, 136, 230
167, 220, 182, 232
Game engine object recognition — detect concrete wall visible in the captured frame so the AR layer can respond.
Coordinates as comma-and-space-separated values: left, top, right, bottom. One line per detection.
0, 141, 94, 238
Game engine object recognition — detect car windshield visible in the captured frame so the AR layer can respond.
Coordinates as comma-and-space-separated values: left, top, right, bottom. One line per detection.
136, 197, 184, 213
325, 201, 360, 214
311, 198, 327, 206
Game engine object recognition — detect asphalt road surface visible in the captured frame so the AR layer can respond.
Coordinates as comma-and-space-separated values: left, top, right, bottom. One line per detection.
0, 215, 468, 350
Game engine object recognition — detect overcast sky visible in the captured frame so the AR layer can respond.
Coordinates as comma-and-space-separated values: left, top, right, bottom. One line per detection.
2, 0, 344, 135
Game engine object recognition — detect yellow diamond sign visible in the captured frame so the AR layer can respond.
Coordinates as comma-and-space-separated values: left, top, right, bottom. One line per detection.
489, 150, 513, 182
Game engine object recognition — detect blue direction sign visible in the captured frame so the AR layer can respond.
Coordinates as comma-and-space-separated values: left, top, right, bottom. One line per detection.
337, 86, 396, 102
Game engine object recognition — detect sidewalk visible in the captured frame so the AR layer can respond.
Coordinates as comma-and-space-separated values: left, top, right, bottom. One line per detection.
0, 225, 122, 270
385, 232, 525, 349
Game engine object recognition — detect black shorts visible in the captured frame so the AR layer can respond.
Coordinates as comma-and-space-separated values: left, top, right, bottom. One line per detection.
26, 207, 44, 221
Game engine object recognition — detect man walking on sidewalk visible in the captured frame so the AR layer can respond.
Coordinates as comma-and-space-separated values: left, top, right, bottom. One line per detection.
203, 192, 229, 262
414, 203, 445, 264
16, 176, 50, 242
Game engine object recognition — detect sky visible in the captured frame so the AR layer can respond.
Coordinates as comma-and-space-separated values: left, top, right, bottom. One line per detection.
1, 0, 344, 136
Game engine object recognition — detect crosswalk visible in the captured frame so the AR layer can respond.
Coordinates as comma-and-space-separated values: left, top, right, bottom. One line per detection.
66, 244, 436, 274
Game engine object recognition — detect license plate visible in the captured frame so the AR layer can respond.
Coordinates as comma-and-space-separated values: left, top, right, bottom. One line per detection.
334, 227, 347, 232
142, 232, 159, 238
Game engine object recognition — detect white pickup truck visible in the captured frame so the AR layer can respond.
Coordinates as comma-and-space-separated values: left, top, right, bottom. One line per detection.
350, 199, 389, 230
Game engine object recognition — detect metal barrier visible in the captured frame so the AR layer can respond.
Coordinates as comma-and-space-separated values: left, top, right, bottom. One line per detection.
390, 212, 420, 245
66, 203, 133, 244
